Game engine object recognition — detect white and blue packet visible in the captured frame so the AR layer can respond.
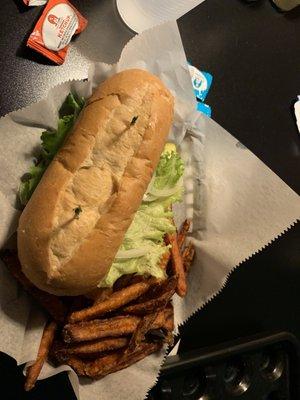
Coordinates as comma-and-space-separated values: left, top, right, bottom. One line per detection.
188, 63, 213, 117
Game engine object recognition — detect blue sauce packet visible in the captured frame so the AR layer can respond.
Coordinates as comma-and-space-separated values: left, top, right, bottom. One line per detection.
196, 102, 212, 117
188, 63, 213, 117
188, 65, 213, 102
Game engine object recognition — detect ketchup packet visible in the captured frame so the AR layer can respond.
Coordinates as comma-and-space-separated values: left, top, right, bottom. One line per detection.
27, 0, 87, 64
23, 0, 47, 5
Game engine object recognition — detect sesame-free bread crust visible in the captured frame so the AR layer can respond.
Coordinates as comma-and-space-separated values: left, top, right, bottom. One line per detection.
17, 69, 174, 295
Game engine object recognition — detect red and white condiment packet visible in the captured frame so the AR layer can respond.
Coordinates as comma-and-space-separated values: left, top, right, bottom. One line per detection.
27, 0, 87, 64
23, 0, 47, 6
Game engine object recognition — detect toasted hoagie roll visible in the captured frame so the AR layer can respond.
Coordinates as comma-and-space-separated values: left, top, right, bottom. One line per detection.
18, 69, 174, 295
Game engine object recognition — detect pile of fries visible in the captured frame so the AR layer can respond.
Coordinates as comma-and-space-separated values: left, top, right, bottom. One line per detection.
0, 220, 195, 391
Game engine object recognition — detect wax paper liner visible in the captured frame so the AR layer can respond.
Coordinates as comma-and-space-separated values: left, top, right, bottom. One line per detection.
0, 21, 299, 400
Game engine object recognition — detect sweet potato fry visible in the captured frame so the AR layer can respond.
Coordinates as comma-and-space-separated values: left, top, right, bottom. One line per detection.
63, 316, 141, 343
151, 309, 170, 330
113, 274, 146, 291
165, 233, 187, 297
123, 288, 175, 315
121, 292, 169, 315
86, 351, 120, 376
126, 312, 158, 354
164, 303, 175, 344
146, 303, 174, 343
131, 300, 173, 350
113, 274, 135, 291
55, 341, 162, 378
68, 281, 152, 323
133, 275, 176, 304
53, 337, 129, 359
102, 341, 162, 377
0, 250, 67, 323
182, 243, 195, 273
24, 320, 57, 391
122, 277, 177, 315
165, 303, 174, 331
177, 219, 191, 250
159, 250, 171, 270
53, 354, 88, 376
71, 337, 128, 355
63, 310, 169, 344
56, 352, 120, 377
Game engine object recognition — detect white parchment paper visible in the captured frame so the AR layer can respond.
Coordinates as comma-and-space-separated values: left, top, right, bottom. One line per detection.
0, 21, 299, 400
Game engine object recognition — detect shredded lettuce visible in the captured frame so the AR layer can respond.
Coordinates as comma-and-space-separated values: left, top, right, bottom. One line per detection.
19, 93, 85, 206
121, 203, 175, 248
99, 243, 170, 288
99, 144, 184, 287
153, 144, 184, 190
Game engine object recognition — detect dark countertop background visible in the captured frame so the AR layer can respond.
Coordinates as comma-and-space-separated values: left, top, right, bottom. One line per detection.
0, 0, 299, 398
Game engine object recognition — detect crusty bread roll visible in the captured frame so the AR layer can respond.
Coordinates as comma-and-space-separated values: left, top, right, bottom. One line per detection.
18, 69, 174, 296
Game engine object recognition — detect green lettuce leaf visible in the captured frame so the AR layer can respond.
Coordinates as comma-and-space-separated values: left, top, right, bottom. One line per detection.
99, 243, 169, 287
153, 143, 184, 190
99, 144, 185, 287
121, 203, 175, 249
19, 93, 85, 206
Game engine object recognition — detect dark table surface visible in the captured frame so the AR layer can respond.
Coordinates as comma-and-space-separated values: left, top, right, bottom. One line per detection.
0, 0, 299, 398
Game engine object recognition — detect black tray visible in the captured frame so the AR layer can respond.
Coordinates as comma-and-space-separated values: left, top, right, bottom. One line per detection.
148, 332, 300, 399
